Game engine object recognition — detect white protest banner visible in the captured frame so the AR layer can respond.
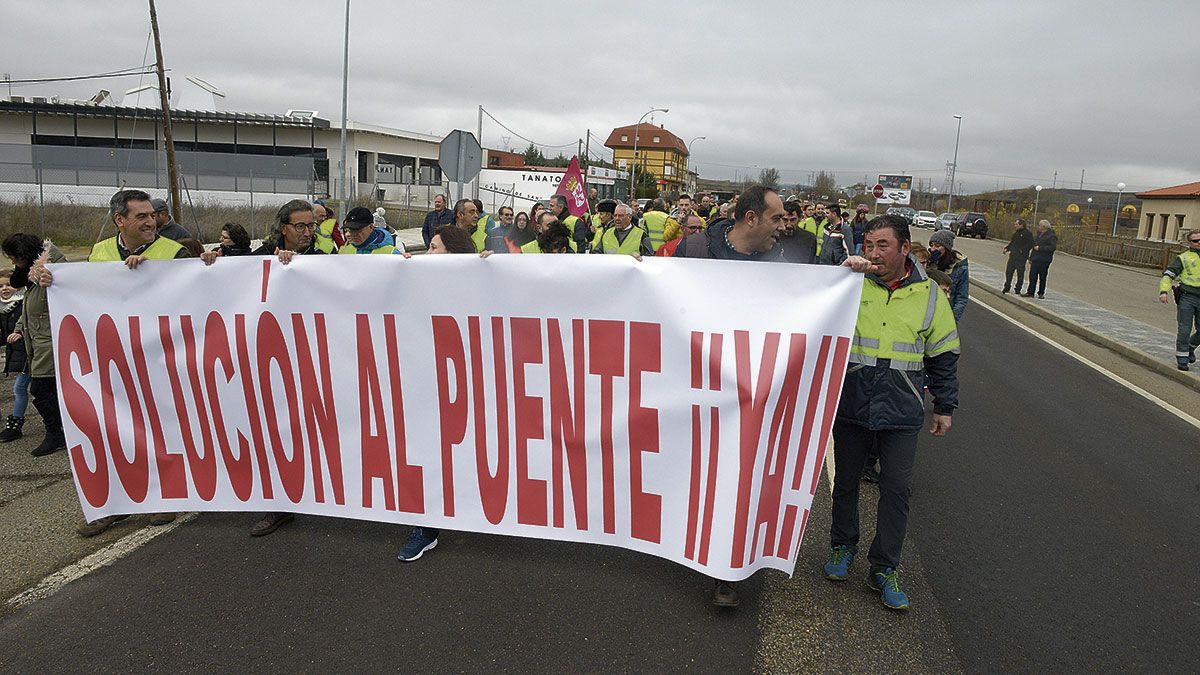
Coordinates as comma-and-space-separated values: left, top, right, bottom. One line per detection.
47, 255, 861, 581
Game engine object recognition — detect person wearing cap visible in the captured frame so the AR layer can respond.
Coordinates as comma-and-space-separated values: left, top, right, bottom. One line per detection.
588, 200, 617, 249
338, 207, 403, 255
927, 229, 969, 322
150, 197, 193, 241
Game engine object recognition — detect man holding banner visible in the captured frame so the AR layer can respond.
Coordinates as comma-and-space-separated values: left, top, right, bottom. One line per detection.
822, 214, 959, 611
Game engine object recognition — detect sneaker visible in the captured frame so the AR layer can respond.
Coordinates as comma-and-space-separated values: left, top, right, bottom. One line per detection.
1190, 348, 1196, 364
823, 545, 855, 580
1001, 288, 1009, 294
249, 512, 293, 536
0, 415, 25, 443
868, 568, 910, 610
76, 514, 129, 537
148, 512, 177, 526
1037, 293, 1045, 299
712, 580, 739, 607
861, 464, 880, 483
1022, 292, 1035, 298
397, 527, 438, 562
1179, 363, 1190, 372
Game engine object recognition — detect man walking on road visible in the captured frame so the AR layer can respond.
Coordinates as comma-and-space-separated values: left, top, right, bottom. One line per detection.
1158, 228, 1200, 371
1025, 219, 1057, 298
822, 214, 959, 611
1002, 218, 1034, 294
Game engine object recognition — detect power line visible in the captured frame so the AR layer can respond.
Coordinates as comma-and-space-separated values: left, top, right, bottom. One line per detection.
3, 65, 160, 87
480, 107, 577, 149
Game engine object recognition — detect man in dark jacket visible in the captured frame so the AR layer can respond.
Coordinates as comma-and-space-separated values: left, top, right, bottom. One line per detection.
674, 185, 871, 608
1002, 218, 1035, 294
421, 194, 455, 248
1024, 219, 1058, 298
822, 214, 959, 612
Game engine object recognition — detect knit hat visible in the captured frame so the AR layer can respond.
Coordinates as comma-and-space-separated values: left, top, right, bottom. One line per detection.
930, 229, 955, 250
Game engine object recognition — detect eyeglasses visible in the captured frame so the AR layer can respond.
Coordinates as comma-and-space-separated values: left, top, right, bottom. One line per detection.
1190, 238, 1200, 244
288, 222, 314, 231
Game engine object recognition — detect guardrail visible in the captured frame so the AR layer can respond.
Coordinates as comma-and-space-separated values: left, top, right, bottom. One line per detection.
1074, 232, 1185, 269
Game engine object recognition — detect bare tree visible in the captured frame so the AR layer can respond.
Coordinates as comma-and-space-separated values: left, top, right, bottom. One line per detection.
758, 167, 781, 189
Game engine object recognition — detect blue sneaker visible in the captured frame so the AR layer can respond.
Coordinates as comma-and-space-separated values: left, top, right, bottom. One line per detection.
396, 527, 438, 562
823, 545, 854, 580
868, 568, 910, 610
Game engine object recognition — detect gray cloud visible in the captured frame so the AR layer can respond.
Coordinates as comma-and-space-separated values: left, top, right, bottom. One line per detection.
5, 0, 1197, 193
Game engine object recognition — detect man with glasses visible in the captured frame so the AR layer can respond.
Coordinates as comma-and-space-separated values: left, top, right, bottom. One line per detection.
1159, 229, 1200, 371
593, 203, 653, 256
491, 205, 515, 253
656, 214, 705, 257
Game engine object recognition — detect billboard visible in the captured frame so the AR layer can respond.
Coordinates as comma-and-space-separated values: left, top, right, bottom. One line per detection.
875, 174, 913, 205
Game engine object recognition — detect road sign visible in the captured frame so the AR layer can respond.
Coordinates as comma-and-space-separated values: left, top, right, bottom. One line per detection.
875, 175, 912, 205
872, 183, 885, 199
439, 130, 482, 184
1067, 203, 1081, 214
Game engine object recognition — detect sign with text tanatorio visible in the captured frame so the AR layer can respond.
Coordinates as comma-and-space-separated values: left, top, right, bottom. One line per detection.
875, 174, 913, 205
47, 255, 860, 580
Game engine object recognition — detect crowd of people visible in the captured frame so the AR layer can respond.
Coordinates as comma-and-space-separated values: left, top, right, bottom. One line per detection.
2, 185, 968, 613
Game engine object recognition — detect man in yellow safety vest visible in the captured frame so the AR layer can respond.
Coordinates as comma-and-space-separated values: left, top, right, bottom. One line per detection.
1159, 228, 1200, 370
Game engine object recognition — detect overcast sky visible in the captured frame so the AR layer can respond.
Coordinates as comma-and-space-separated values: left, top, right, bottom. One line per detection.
5, 0, 1197, 193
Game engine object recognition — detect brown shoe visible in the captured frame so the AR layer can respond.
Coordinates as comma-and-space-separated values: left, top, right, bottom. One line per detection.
249, 512, 294, 537
76, 514, 129, 537
148, 512, 177, 526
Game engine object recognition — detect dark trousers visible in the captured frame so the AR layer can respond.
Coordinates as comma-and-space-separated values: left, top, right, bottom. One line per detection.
830, 420, 919, 572
1003, 256, 1028, 292
29, 377, 62, 437
1176, 292, 1200, 365
1028, 260, 1051, 295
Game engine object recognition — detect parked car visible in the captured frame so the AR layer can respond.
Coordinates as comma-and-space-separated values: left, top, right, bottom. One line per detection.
885, 206, 917, 224
953, 211, 988, 238
936, 213, 958, 230
913, 210, 938, 228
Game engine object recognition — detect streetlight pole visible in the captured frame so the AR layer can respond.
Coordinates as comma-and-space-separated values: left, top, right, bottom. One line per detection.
338, 0, 351, 207
1087, 197, 1094, 230
628, 107, 668, 202
1112, 182, 1126, 237
686, 135, 705, 194
1033, 185, 1043, 222
947, 114, 963, 213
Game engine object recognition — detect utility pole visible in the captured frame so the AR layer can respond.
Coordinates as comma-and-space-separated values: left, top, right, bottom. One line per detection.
1080, 169, 1085, 190
474, 104, 482, 199
338, 0, 350, 206
1052, 170, 1058, 189
148, 0, 181, 224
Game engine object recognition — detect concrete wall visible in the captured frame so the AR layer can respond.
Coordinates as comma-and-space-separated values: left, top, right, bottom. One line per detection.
1137, 198, 1200, 242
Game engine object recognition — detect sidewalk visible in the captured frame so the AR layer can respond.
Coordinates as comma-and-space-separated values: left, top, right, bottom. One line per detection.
946, 235, 1198, 387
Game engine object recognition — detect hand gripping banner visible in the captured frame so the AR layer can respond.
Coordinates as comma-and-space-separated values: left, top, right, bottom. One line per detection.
47, 254, 861, 581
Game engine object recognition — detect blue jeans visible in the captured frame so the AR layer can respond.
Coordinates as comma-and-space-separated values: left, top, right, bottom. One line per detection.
9, 372, 30, 418
1176, 292, 1200, 365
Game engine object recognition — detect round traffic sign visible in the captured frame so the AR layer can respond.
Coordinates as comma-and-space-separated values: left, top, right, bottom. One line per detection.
872, 184, 885, 199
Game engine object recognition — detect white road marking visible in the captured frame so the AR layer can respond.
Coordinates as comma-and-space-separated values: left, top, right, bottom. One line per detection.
5, 513, 196, 610
974, 297, 1200, 431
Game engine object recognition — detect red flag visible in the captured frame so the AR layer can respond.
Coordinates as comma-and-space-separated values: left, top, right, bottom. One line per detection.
554, 156, 590, 217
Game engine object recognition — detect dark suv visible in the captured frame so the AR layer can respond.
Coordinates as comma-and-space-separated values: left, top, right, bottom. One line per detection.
954, 212, 988, 238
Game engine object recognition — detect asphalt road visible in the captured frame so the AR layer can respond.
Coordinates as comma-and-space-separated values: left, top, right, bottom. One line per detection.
1, 302, 1196, 672
907, 303, 1200, 672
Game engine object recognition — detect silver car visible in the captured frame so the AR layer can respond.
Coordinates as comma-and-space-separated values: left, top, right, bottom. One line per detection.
936, 213, 958, 230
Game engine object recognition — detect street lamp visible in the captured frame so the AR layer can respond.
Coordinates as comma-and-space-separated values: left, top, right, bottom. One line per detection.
1033, 184, 1043, 222
931, 187, 938, 211
947, 114, 963, 213
686, 136, 706, 193
1112, 182, 1126, 236
629, 107, 669, 202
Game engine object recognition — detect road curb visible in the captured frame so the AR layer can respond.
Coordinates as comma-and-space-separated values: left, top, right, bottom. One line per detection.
969, 279, 1200, 393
